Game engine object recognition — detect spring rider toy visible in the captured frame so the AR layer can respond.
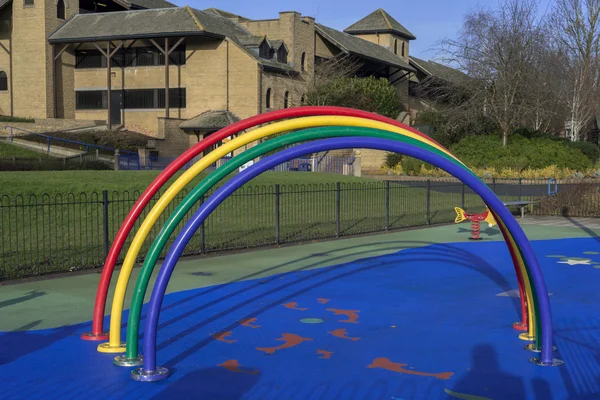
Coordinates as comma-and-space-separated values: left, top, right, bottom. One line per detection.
454, 207, 496, 240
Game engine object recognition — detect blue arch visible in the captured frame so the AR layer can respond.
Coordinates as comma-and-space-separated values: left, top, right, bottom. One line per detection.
138, 137, 555, 377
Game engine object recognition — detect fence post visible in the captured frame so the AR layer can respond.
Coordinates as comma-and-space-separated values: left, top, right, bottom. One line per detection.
385, 180, 390, 230
426, 179, 431, 225
492, 178, 497, 194
102, 190, 110, 258
114, 149, 119, 171
96, 149, 99, 161
275, 184, 281, 244
336, 182, 341, 237
461, 182, 465, 209
47, 137, 51, 154
518, 178, 522, 201
9, 126, 13, 142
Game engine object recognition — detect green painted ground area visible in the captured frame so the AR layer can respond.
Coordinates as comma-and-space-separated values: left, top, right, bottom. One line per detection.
1, 221, 597, 332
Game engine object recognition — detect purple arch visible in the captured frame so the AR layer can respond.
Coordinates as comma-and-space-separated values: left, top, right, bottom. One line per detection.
134, 137, 556, 381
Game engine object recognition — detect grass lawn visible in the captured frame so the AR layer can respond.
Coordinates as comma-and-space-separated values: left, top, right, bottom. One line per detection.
0, 141, 46, 158
0, 170, 379, 197
0, 170, 497, 280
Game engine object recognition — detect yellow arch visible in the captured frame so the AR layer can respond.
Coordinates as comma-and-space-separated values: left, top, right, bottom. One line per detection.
98, 115, 462, 352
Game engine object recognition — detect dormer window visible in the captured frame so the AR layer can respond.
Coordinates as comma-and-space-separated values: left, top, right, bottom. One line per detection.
23, 0, 34, 6
277, 46, 287, 64
401, 42, 405, 57
259, 41, 270, 59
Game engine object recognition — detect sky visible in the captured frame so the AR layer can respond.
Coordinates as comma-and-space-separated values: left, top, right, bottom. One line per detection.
176, 0, 554, 60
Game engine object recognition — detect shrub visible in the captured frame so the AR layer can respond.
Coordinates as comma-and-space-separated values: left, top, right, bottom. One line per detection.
0, 115, 35, 123
414, 110, 499, 147
384, 153, 403, 168
451, 134, 592, 171
304, 76, 403, 119
565, 141, 600, 164
535, 183, 600, 217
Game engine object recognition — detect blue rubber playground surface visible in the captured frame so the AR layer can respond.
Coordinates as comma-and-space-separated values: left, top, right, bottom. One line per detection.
2, 236, 600, 399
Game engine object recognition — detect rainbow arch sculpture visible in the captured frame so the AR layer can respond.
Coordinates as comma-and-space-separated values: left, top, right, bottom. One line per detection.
82, 107, 561, 382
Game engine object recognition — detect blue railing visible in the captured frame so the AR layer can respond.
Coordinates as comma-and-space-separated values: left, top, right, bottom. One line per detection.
138, 155, 355, 175
6, 126, 140, 170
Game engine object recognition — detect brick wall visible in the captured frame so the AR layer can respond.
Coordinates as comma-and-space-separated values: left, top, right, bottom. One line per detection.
227, 40, 259, 119
12, 0, 48, 118
154, 117, 193, 157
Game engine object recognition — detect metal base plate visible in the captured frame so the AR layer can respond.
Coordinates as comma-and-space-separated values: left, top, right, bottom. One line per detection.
114, 355, 144, 367
97, 342, 126, 353
518, 332, 535, 341
81, 331, 109, 341
131, 367, 169, 382
530, 357, 564, 367
525, 344, 557, 353
512, 322, 528, 331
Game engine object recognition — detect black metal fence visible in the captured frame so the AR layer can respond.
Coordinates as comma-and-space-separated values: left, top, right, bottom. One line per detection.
0, 178, 587, 281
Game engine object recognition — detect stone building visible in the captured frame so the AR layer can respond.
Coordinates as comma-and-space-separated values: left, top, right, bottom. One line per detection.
0, 2, 465, 169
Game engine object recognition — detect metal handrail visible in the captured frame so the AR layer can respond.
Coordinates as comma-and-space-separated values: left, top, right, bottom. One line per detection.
5, 125, 139, 157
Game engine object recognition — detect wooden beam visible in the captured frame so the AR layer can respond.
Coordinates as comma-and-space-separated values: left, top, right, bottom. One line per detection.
109, 41, 124, 58
125, 39, 138, 50
164, 37, 169, 118
106, 42, 112, 130
149, 38, 165, 55
93, 42, 108, 58
54, 43, 70, 61
166, 37, 185, 55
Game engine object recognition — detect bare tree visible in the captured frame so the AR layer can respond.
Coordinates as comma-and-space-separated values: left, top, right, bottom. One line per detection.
295, 55, 362, 107
439, 0, 546, 146
551, 0, 600, 141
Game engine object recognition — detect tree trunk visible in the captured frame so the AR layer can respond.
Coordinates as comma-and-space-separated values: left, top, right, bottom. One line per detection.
502, 128, 508, 147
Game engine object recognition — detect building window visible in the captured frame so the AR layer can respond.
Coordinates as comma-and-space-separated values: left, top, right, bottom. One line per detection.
23, 0, 33, 6
57, 0, 65, 19
76, 88, 186, 110
75, 46, 186, 69
124, 88, 186, 109
277, 47, 287, 64
401, 42, 405, 57
266, 88, 271, 109
394, 40, 398, 55
0, 71, 7, 91
284, 91, 289, 108
76, 90, 107, 110
301, 52, 306, 71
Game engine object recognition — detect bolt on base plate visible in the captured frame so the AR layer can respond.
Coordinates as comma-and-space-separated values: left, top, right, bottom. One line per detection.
114, 355, 144, 367
131, 367, 169, 382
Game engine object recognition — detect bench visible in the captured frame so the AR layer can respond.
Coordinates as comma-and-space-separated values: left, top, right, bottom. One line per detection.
503, 200, 537, 218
